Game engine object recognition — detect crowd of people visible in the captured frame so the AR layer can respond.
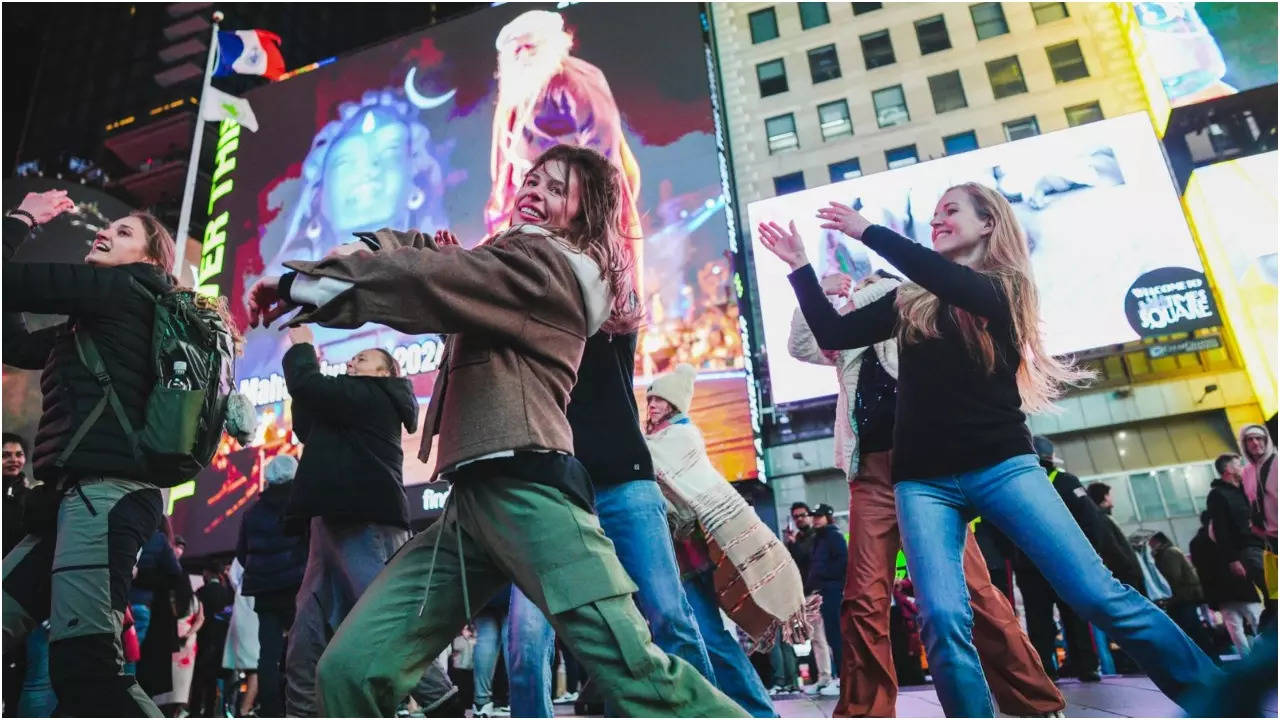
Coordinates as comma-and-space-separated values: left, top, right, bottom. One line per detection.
0, 144, 1275, 719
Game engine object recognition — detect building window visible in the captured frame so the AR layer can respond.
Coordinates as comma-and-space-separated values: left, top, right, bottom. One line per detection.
798, 2, 830, 29
970, 2, 1009, 40
818, 100, 853, 140
1031, 1, 1068, 24
986, 55, 1028, 99
1003, 115, 1040, 141
1065, 101, 1104, 126
773, 171, 806, 195
943, 130, 979, 155
885, 144, 918, 168
872, 85, 910, 128
852, 2, 882, 14
749, 7, 780, 43
860, 30, 895, 70
1046, 40, 1090, 83
828, 157, 862, 182
766, 113, 799, 153
928, 70, 968, 114
808, 44, 842, 83
915, 15, 951, 55
757, 59, 788, 97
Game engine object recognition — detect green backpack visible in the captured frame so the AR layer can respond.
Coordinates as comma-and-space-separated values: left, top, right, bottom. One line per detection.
58, 282, 238, 487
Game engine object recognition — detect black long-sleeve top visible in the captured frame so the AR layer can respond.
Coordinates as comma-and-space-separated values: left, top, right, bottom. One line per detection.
788, 224, 1033, 482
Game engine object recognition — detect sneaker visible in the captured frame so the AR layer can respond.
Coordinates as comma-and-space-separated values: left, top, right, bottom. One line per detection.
472, 703, 494, 718
819, 682, 841, 697
493, 706, 511, 717
767, 685, 785, 697
553, 691, 579, 705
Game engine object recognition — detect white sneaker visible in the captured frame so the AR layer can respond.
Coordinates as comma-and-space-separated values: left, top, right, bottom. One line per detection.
493, 706, 511, 717
803, 681, 826, 694
819, 682, 841, 697
553, 691, 579, 705
472, 703, 494, 718
767, 685, 785, 696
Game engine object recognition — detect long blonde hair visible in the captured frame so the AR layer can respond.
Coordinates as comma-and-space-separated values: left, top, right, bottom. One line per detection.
895, 183, 1091, 413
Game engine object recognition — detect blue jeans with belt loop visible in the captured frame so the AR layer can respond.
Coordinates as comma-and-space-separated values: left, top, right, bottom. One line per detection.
894, 454, 1223, 717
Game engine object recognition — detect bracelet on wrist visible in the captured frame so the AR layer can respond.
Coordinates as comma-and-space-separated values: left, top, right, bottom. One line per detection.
6, 209, 37, 227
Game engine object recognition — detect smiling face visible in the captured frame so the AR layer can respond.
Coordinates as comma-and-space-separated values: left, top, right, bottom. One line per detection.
85, 216, 152, 267
346, 349, 394, 378
929, 187, 993, 263
2, 442, 26, 478
510, 159, 580, 230
322, 109, 411, 234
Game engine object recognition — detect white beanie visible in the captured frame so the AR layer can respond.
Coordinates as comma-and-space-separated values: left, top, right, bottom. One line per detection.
264, 454, 298, 486
648, 363, 698, 414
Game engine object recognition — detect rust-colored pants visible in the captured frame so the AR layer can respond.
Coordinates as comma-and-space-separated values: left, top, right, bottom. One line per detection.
834, 451, 1064, 717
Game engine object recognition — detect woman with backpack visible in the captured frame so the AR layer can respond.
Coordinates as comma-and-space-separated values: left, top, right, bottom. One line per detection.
1, 190, 199, 717
757, 184, 1223, 716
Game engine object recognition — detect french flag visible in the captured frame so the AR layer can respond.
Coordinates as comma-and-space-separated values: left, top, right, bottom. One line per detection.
215, 30, 285, 81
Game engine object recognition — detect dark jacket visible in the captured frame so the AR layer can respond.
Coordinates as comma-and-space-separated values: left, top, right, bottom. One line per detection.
1011, 466, 1104, 572
788, 527, 816, 583
129, 529, 185, 606
2, 217, 171, 486
807, 524, 848, 592
567, 331, 653, 487
1206, 479, 1263, 564
3, 475, 29, 555
1190, 526, 1258, 607
1096, 511, 1148, 596
1153, 543, 1203, 606
236, 482, 307, 596
283, 343, 419, 530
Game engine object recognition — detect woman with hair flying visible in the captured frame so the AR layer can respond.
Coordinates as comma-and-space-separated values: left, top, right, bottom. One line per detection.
757, 183, 1221, 716
245, 145, 745, 718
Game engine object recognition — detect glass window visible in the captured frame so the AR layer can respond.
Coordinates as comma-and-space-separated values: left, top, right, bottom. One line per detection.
915, 15, 951, 55
1031, 1, 1069, 24
808, 44, 842, 83
1157, 468, 1197, 517
749, 7, 780, 43
928, 70, 967, 113
773, 171, 806, 196
872, 84, 909, 128
818, 100, 853, 140
860, 30, 896, 69
986, 55, 1028, 98
852, 2, 882, 14
798, 2, 830, 29
970, 2, 1009, 40
1065, 101, 1104, 126
885, 144, 918, 168
828, 157, 862, 182
1003, 115, 1040, 141
766, 113, 799, 153
943, 130, 979, 155
757, 59, 788, 97
1046, 40, 1090, 83
1129, 472, 1167, 521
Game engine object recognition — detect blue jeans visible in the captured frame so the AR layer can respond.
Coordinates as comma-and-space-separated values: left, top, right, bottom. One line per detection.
474, 608, 508, 708
123, 603, 150, 676
19, 623, 56, 717
895, 454, 1223, 717
505, 480, 715, 717
684, 569, 778, 717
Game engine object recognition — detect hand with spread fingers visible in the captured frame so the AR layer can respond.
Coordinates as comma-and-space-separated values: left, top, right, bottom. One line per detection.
433, 229, 461, 248
757, 220, 809, 271
816, 200, 873, 241
12, 190, 76, 227
246, 275, 296, 329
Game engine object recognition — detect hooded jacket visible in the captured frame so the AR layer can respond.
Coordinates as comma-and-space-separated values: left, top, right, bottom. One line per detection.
236, 482, 307, 596
1239, 423, 1276, 541
1189, 524, 1259, 606
280, 224, 609, 478
1206, 477, 1263, 564
807, 522, 848, 593
788, 277, 900, 478
2, 217, 172, 485
282, 342, 419, 529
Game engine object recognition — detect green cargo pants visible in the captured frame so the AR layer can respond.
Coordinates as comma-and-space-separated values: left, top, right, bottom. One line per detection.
315, 457, 748, 717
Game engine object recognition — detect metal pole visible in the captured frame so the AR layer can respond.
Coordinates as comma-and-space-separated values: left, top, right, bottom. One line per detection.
173, 11, 223, 276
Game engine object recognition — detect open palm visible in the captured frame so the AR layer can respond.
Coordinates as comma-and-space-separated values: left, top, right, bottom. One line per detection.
757, 220, 809, 271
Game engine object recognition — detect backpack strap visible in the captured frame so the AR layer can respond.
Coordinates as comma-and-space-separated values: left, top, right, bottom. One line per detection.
55, 326, 144, 468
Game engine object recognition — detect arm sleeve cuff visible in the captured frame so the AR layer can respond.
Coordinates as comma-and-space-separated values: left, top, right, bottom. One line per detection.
286, 273, 355, 308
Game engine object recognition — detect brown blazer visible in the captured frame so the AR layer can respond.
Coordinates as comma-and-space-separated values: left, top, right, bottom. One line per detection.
283, 225, 609, 476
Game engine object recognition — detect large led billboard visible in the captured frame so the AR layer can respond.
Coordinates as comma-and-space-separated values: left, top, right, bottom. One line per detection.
177, 3, 754, 556
747, 112, 1215, 407
1184, 151, 1278, 417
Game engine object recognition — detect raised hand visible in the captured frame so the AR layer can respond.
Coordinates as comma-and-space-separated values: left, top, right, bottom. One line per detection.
820, 273, 853, 298
13, 190, 76, 226
757, 220, 809, 271
246, 275, 295, 329
816, 201, 872, 241
287, 325, 315, 346
433, 229, 460, 248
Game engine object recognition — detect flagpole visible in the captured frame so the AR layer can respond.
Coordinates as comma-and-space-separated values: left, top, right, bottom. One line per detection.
174, 10, 223, 278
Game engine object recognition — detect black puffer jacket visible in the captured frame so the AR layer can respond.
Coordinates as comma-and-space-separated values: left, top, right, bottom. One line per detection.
283, 343, 419, 530
237, 482, 306, 596
2, 217, 170, 486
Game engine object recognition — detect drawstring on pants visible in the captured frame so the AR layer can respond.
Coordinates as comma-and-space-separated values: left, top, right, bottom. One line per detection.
417, 488, 473, 623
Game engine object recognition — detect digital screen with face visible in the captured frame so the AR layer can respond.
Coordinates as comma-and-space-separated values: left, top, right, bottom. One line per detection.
746, 113, 1211, 408
1135, 2, 1278, 107
194, 2, 753, 508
